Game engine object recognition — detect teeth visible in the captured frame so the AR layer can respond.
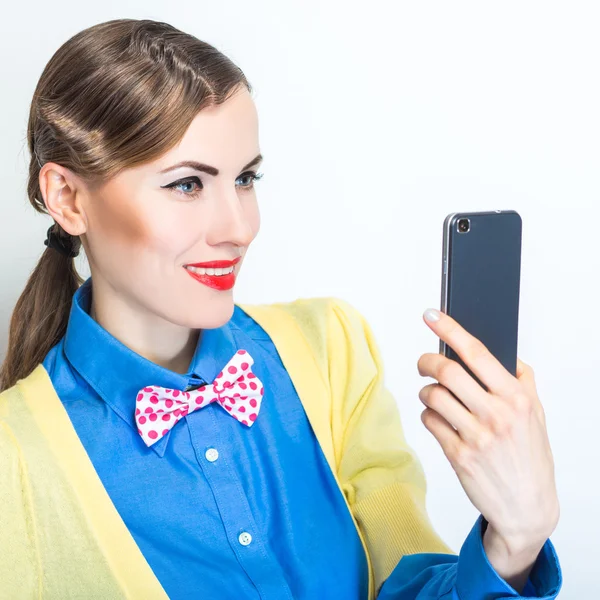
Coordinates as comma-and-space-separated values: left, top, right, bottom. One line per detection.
186, 265, 235, 276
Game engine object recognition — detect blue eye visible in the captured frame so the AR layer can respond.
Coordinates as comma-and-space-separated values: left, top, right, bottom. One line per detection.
162, 176, 203, 198
162, 171, 264, 199
237, 171, 264, 189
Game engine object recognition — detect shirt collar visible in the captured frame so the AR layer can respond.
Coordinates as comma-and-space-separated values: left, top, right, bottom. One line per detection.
64, 277, 240, 457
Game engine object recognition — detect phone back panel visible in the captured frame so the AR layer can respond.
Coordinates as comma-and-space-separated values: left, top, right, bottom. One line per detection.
440, 211, 522, 388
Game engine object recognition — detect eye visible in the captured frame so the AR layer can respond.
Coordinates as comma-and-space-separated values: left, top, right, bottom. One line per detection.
237, 171, 264, 190
161, 171, 264, 200
161, 176, 203, 199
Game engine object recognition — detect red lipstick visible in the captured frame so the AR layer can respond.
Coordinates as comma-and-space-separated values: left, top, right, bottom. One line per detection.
184, 256, 241, 291
186, 257, 242, 269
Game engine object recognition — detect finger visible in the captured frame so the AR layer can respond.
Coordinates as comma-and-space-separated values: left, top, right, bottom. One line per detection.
423, 308, 519, 397
421, 406, 462, 462
418, 352, 495, 420
419, 383, 484, 445
516, 357, 537, 395
516, 357, 545, 422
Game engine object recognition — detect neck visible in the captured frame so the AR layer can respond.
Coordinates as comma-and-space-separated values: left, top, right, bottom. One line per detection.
88, 279, 200, 375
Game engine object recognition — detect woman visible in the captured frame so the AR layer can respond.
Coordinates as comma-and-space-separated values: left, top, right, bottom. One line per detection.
0, 18, 562, 599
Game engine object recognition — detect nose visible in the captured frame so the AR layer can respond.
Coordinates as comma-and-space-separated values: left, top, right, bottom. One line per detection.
205, 186, 257, 249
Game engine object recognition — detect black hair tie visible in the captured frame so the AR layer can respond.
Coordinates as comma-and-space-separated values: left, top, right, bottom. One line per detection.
44, 225, 80, 258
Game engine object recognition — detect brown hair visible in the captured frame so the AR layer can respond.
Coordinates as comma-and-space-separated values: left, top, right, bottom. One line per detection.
0, 18, 251, 392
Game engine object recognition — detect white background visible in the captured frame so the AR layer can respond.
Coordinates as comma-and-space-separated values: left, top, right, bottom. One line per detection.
1, 2, 598, 597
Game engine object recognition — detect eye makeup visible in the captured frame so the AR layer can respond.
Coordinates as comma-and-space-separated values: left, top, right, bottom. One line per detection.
161, 171, 264, 200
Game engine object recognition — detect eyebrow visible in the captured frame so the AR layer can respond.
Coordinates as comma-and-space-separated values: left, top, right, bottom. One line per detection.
158, 153, 263, 176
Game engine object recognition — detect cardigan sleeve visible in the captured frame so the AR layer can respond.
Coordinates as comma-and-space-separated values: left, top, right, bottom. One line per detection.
325, 298, 562, 599
0, 418, 41, 596
325, 297, 455, 593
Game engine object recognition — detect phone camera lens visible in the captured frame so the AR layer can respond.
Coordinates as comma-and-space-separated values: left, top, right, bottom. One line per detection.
457, 218, 470, 233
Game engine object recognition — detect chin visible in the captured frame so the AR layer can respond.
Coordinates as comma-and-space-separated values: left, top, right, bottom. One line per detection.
181, 296, 236, 330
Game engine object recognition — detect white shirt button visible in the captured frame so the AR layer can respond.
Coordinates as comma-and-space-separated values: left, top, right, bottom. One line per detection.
205, 448, 219, 462
238, 532, 252, 546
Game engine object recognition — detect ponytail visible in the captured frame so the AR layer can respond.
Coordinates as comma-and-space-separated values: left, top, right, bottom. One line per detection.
0, 229, 83, 392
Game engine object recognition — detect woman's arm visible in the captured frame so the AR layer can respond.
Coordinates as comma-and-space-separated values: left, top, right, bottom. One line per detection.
326, 298, 562, 599
377, 514, 560, 599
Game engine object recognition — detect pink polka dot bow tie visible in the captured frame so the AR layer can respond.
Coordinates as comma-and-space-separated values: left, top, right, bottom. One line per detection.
135, 350, 264, 447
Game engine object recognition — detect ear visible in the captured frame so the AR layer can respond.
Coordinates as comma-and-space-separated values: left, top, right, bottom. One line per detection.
39, 163, 88, 236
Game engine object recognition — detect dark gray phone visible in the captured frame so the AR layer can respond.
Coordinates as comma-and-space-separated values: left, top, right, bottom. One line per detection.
440, 210, 522, 391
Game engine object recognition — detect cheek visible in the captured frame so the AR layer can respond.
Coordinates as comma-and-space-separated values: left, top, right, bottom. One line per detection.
91, 186, 150, 250
92, 191, 182, 258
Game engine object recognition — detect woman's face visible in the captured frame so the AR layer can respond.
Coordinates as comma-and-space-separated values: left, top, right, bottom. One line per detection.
81, 86, 261, 330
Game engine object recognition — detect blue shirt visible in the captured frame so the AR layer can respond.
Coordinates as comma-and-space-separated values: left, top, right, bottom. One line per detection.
42, 277, 561, 599
43, 277, 369, 599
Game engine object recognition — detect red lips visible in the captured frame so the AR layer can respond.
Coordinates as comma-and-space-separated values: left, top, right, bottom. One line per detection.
184, 256, 241, 291
185, 256, 241, 269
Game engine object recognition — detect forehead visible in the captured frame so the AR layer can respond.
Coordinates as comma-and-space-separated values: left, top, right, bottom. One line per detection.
159, 88, 259, 171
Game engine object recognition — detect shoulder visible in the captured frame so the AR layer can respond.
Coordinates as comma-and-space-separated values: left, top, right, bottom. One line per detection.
0, 376, 24, 424
0, 364, 68, 479
0, 363, 54, 442
236, 296, 379, 383
237, 295, 368, 343
0, 383, 25, 469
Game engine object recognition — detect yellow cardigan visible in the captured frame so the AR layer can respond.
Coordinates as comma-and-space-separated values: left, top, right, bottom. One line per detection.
0, 296, 453, 599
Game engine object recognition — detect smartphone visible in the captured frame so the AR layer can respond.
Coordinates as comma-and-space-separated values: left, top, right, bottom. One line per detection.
440, 210, 522, 391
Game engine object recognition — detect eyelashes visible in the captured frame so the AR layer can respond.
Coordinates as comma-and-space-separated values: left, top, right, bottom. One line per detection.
162, 171, 264, 199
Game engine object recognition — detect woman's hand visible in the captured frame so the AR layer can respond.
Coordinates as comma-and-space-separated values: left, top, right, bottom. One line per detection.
416, 308, 560, 589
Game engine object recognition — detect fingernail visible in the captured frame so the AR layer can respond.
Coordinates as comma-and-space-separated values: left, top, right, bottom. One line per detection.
424, 308, 441, 322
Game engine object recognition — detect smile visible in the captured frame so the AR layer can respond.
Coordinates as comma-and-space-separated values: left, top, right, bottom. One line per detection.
183, 256, 241, 291
184, 264, 238, 291
185, 265, 234, 276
